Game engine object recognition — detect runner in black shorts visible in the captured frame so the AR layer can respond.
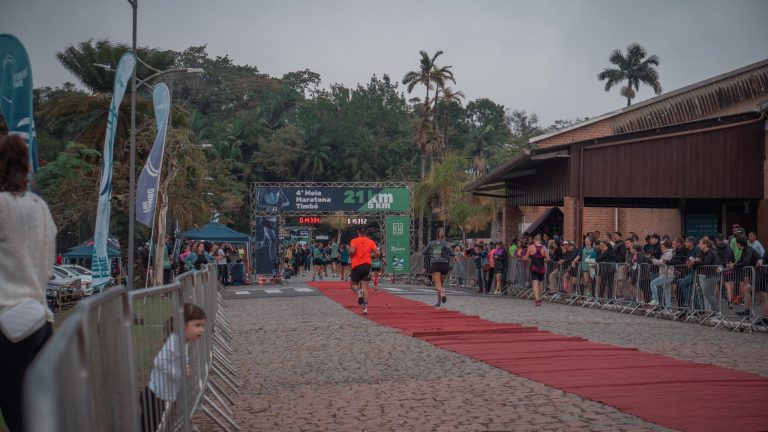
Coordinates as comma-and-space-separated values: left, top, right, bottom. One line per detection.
422, 228, 455, 309
524, 234, 550, 306
349, 228, 380, 315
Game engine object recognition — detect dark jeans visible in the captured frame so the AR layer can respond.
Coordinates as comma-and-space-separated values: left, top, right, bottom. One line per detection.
485, 268, 495, 291
0, 321, 53, 432
217, 264, 229, 284
476, 267, 484, 290
678, 274, 693, 307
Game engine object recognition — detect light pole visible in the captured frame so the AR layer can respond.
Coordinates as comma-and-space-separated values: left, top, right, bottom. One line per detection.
128, 0, 138, 290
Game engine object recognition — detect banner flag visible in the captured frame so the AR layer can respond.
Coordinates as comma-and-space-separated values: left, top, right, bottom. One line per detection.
0, 34, 38, 172
92, 52, 135, 290
136, 83, 170, 227
385, 215, 410, 274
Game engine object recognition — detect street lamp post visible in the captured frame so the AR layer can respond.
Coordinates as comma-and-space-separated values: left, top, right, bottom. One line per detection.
128, 0, 138, 289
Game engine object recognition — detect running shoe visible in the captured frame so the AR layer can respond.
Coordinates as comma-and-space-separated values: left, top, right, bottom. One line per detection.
434, 302, 441, 309
534, 300, 542, 306
441, 294, 447, 304
363, 306, 368, 315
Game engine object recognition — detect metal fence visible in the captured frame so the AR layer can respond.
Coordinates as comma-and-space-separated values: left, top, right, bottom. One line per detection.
401, 254, 767, 333
24, 264, 242, 431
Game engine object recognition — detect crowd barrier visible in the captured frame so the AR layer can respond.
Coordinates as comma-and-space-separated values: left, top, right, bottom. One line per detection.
404, 253, 767, 332
24, 264, 242, 432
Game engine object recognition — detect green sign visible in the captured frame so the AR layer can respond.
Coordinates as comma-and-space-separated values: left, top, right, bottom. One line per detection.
254, 186, 410, 213
386, 215, 410, 274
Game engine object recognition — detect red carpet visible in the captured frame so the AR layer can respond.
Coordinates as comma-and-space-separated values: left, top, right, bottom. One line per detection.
309, 282, 768, 432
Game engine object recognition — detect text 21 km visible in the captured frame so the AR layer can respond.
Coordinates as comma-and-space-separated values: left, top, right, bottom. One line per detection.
343, 190, 378, 204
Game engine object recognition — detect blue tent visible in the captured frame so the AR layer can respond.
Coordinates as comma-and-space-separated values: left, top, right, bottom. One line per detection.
62, 236, 122, 259
182, 222, 248, 243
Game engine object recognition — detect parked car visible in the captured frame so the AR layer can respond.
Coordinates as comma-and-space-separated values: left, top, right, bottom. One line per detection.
46, 273, 83, 311
54, 265, 93, 295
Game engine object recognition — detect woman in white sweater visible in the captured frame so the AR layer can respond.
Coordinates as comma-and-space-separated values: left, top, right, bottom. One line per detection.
0, 134, 57, 432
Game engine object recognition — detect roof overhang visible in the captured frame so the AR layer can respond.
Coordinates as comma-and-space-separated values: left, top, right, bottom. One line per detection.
464, 148, 571, 193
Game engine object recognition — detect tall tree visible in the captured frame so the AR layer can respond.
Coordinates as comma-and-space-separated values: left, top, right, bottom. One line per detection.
597, 43, 662, 106
403, 50, 449, 179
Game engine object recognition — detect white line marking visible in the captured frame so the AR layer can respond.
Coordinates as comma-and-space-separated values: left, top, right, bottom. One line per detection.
414, 288, 435, 293
265, 289, 283, 294
234, 291, 250, 295
294, 288, 313, 292
383, 287, 405, 292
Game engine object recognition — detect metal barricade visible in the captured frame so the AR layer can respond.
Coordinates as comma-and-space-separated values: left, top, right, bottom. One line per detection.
593, 262, 618, 309
751, 265, 768, 331
25, 288, 137, 432
544, 261, 575, 303
621, 262, 653, 314
685, 265, 723, 324
716, 265, 756, 331
24, 265, 241, 432
646, 263, 676, 317
573, 261, 598, 306
506, 257, 532, 298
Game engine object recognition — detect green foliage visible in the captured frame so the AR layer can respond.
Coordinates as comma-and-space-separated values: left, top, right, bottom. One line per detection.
31, 40, 599, 257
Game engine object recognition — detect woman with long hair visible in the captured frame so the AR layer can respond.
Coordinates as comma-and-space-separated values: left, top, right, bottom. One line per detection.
0, 135, 58, 432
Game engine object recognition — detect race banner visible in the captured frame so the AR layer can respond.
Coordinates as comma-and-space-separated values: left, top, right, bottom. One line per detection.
254, 216, 279, 274
254, 186, 409, 213
0, 34, 38, 172
136, 83, 170, 227
92, 52, 135, 291
385, 215, 410, 274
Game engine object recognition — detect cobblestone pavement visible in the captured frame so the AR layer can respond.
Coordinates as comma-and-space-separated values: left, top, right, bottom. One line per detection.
207, 291, 674, 431
407, 291, 768, 377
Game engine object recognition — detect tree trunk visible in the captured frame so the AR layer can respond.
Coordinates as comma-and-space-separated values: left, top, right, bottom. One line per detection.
152, 153, 179, 286
418, 206, 424, 251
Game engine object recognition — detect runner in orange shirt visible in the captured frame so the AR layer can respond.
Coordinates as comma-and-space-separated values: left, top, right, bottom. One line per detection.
349, 227, 380, 314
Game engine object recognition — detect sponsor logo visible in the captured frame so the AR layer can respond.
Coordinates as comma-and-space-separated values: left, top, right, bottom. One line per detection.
13, 67, 28, 89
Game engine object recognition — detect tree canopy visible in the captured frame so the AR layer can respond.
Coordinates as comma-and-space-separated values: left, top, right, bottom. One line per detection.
8, 41, 592, 257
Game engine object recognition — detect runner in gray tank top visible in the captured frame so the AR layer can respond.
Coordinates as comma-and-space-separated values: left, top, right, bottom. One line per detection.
422, 228, 456, 308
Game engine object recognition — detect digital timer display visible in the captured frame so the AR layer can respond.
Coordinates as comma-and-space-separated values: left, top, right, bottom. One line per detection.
347, 218, 368, 225
299, 217, 321, 224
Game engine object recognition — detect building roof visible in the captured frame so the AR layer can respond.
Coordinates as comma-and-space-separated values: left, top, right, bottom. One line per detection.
531, 57, 768, 143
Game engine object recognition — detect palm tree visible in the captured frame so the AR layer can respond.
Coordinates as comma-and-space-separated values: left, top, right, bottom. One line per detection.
467, 124, 495, 178
402, 50, 444, 114
403, 50, 454, 178
597, 43, 662, 106
56, 39, 175, 94
433, 86, 465, 152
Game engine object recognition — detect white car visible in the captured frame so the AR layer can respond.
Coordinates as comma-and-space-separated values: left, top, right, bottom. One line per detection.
54, 265, 94, 295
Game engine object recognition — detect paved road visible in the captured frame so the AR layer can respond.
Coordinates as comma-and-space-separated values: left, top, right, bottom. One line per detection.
202, 281, 694, 431
200, 278, 768, 431
222, 276, 470, 300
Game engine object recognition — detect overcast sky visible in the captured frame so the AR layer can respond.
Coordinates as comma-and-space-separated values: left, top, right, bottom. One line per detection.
3, 0, 767, 125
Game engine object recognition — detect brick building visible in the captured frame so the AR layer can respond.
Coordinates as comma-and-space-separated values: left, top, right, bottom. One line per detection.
466, 58, 768, 243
